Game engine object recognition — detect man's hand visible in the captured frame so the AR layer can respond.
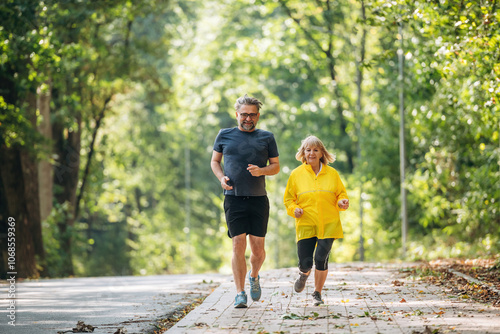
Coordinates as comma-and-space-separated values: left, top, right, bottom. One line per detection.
338, 199, 349, 210
294, 208, 304, 218
247, 164, 263, 177
220, 176, 233, 190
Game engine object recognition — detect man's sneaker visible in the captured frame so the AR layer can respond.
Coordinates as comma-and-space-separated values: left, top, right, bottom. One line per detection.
294, 272, 309, 293
234, 291, 247, 308
312, 291, 324, 306
248, 271, 261, 301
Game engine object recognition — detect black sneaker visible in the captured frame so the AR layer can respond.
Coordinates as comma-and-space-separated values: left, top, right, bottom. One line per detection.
294, 272, 309, 293
312, 291, 323, 306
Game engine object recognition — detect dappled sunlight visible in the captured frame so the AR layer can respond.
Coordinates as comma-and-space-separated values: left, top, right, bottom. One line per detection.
170, 265, 500, 333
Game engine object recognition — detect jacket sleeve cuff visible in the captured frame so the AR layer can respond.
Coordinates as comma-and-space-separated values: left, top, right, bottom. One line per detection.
286, 204, 299, 217
337, 195, 348, 211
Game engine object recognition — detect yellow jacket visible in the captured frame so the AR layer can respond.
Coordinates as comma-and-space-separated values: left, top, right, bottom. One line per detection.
284, 163, 348, 241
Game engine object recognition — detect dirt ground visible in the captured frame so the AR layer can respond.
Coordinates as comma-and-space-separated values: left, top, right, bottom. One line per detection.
407, 257, 500, 307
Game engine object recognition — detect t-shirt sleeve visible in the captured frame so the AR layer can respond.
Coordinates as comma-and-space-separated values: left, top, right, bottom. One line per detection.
213, 130, 223, 153
268, 134, 279, 158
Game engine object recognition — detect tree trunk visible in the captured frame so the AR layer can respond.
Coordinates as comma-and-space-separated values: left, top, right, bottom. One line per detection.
356, 0, 367, 261
0, 62, 44, 278
0, 90, 42, 278
36, 83, 52, 276
37, 83, 53, 223
23, 91, 44, 275
0, 145, 39, 278
52, 112, 81, 277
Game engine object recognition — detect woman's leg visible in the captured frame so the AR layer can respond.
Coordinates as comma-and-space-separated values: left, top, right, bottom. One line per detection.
314, 269, 328, 293
294, 237, 317, 292
313, 238, 335, 293
297, 237, 317, 274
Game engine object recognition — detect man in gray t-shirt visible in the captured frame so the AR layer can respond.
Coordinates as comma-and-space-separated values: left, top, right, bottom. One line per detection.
211, 94, 280, 308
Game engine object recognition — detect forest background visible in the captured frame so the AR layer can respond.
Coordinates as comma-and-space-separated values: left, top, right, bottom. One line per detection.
0, 0, 498, 279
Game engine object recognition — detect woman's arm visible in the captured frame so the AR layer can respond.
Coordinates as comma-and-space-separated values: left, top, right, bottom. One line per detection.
284, 175, 301, 218
335, 172, 349, 211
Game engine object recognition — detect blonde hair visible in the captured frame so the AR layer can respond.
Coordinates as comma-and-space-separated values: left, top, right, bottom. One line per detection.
295, 135, 336, 165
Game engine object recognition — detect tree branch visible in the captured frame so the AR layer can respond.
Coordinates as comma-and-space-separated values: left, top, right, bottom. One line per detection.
278, 0, 326, 56
124, 20, 133, 74
75, 96, 112, 219
324, 0, 333, 57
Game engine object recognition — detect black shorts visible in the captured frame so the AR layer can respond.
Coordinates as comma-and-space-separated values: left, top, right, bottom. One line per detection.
223, 195, 269, 238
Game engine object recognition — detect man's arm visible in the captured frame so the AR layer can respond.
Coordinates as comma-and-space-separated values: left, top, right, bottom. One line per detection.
211, 150, 233, 190
247, 156, 280, 177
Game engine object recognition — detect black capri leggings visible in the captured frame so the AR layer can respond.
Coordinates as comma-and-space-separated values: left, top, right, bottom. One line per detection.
297, 237, 335, 272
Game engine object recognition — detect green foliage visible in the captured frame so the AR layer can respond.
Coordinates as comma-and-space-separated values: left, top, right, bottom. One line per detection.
0, 1, 52, 148
42, 202, 73, 277
369, 0, 499, 257
2, 0, 498, 277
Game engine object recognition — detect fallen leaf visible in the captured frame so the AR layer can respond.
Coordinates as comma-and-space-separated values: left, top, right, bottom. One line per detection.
194, 322, 208, 327
392, 280, 405, 286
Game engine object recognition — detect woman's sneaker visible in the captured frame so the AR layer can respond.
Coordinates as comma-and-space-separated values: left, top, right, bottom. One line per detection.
312, 291, 324, 306
294, 272, 309, 293
234, 291, 248, 308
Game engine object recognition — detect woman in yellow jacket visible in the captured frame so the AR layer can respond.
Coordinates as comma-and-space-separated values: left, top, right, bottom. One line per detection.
284, 135, 349, 306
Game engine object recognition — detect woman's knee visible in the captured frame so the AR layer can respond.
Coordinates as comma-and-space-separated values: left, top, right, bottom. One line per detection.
299, 256, 314, 272
314, 259, 329, 271
314, 238, 334, 270
297, 237, 317, 272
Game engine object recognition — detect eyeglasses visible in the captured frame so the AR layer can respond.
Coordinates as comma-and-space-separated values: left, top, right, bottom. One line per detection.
239, 113, 259, 119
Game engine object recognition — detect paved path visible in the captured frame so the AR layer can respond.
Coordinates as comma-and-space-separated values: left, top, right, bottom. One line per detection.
169, 264, 500, 334
0, 273, 227, 334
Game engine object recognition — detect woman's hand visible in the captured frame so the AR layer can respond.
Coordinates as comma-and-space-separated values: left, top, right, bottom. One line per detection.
338, 199, 349, 210
294, 207, 304, 218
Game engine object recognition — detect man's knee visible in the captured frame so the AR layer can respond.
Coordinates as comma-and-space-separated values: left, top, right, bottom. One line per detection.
252, 246, 266, 260
232, 234, 247, 254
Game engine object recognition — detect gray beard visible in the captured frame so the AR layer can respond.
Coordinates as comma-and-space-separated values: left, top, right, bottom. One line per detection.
241, 122, 255, 131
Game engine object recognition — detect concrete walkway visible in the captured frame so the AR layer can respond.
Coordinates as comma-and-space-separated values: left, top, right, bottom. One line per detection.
169, 264, 500, 334
0, 273, 227, 334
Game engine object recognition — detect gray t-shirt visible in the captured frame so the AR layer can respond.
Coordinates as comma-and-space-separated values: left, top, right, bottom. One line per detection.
213, 127, 279, 196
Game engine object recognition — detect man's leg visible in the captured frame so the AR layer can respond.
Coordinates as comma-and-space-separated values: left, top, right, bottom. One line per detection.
248, 235, 266, 278
232, 233, 247, 292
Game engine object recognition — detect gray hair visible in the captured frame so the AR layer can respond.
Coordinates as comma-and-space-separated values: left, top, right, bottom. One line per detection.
234, 94, 263, 112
